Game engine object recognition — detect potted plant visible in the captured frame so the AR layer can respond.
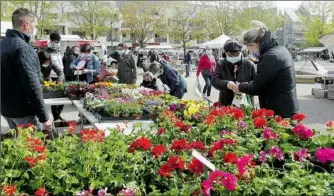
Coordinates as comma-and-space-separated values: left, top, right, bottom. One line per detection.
122, 105, 130, 117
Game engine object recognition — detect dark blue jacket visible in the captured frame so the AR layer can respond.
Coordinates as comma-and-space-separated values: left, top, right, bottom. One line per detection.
1, 29, 48, 122
185, 52, 191, 64
158, 60, 187, 99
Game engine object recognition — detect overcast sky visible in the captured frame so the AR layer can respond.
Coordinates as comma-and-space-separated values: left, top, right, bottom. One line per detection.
274, 1, 302, 10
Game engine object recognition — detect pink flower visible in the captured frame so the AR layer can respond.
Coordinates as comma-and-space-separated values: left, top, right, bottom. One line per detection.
201, 180, 211, 196
315, 148, 334, 164
259, 151, 267, 163
221, 172, 238, 191
269, 146, 284, 161
292, 124, 314, 140
294, 148, 310, 162
263, 128, 279, 141
237, 154, 255, 179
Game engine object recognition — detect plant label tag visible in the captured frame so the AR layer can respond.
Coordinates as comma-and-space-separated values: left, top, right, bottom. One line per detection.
192, 150, 216, 171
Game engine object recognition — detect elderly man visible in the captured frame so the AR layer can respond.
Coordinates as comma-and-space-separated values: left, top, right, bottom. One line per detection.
1, 8, 52, 131
149, 60, 187, 99
116, 43, 137, 84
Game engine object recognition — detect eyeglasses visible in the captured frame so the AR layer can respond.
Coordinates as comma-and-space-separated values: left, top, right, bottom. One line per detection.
226, 52, 240, 57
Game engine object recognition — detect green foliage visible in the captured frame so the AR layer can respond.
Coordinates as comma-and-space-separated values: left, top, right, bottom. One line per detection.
67, 1, 118, 40
119, 1, 167, 48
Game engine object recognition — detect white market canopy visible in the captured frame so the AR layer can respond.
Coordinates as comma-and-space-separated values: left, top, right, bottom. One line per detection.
146, 44, 174, 49
1, 21, 12, 36
198, 34, 231, 49
301, 47, 327, 53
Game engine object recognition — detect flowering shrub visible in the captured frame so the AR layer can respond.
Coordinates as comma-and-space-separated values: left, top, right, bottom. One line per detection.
1, 106, 334, 195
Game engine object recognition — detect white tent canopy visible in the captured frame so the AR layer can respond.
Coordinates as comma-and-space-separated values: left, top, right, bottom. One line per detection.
146, 44, 174, 49
198, 34, 231, 49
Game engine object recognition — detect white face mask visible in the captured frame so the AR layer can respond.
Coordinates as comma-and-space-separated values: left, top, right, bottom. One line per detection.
206, 50, 212, 55
48, 42, 61, 50
42, 63, 49, 68
226, 53, 242, 64
117, 50, 125, 55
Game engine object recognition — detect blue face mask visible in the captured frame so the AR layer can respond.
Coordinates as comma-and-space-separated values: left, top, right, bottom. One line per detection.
226, 54, 241, 64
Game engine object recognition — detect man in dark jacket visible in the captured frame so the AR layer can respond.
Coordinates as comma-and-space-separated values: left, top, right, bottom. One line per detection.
212, 39, 256, 106
1, 8, 52, 131
62, 46, 78, 81
150, 49, 159, 63
116, 43, 137, 84
149, 60, 187, 99
233, 22, 298, 118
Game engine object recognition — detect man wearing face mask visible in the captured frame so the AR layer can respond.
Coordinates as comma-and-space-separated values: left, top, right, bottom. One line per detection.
212, 39, 256, 106
116, 43, 137, 84
46, 32, 65, 122
1, 8, 52, 132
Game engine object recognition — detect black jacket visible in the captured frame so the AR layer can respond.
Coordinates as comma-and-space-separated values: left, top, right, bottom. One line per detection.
140, 78, 158, 91
212, 58, 256, 106
239, 32, 299, 118
62, 48, 77, 78
1, 29, 48, 122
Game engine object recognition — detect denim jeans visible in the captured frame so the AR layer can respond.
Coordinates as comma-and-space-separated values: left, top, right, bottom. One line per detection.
202, 72, 212, 97
4, 115, 41, 131
185, 63, 190, 77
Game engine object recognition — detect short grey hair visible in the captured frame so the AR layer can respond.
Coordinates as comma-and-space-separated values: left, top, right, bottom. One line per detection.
11, 8, 36, 29
143, 71, 154, 79
149, 61, 161, 75
243, 20, 268, 45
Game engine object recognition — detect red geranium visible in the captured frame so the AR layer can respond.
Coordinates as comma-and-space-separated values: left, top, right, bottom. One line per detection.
326, 121, 333, 131
189, 141, 206, 150
129, 136, 152, 153
174, 120, 184, 129
181, 124, 191, 132
151, 145, 166, 158
252, 109, 266, 119
266, 110, 275, 118
158, 163, 174, 177
253, 118, 268, 128
230, 108, 244, 120
2, 185, 16, 196
67, 121, 77, 134
171, 139, 189, 151
35, 187, 47, 196
209, 139, 236, 157
25, 156, 38, 167
293, 113, 306, 122
292, 124, 314, 140
223, 152, 238, 164
237, 154, 256, 179
188, 158, 204, 174
80, 129, 105, 143
167, 156, 185, 170
158, 127, 166, 135
275, 115, 283, 122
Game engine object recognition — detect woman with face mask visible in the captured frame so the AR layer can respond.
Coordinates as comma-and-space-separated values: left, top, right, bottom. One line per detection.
231, 21, 299, 118
196, 46, 217, 100
212, 39, 256, 106
116, 43, 137, 84
70, 43, 101, 83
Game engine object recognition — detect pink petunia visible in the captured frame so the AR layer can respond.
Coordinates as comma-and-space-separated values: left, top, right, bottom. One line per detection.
269, 146, 284, 161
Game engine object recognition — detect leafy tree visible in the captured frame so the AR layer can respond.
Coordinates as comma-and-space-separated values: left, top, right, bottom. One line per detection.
299, 1, 334, 47
167, 2, 205, 55
119, 1, 167, 48
68, 1, 118, 40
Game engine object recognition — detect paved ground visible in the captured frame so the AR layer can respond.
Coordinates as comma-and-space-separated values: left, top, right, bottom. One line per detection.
1, 67, 334, 134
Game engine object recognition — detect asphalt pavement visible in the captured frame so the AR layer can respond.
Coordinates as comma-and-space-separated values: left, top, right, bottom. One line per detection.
1, 67, 333, 134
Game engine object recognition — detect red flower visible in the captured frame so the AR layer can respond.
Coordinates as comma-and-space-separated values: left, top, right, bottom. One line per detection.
292, 124, 314, 140
237, 154, 256, 179
80, 129, 105, 143
171, 139, 189, 151
212, 102, 222, 107
34, 145, 46, 153
67, 121, 77, 134
326, 121, 334, 129
223, 152, 238, 164
151, 145, 166, 158
263, 128, 279, 141
253, 118, 268, 128
205, 115, 216, 125
252, 109, 266, 119
158, 127, 166, 135
167, 156, 185, 170
38, 153, 47, 160
35, 187, 47, 196
266, 110, 275, 118
293, 113, 306, 122
189, 141, 205, 150
209, 139, 236, 157
25, 156, 38, 167
129, 137, 152, 153
230, 108, 244, 120
174, 121, 183, 129
158, 163, 174, 177
2, 185, 16, 195
188, 158, 204, 174
181, 124, 191, 132
17, 124, 24, 129
275, 115, 283, 122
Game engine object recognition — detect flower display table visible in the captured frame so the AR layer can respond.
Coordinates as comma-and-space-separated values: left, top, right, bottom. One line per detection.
95, 120, 155, 136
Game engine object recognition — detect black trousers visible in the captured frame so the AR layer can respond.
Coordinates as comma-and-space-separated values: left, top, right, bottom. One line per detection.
51, 78, 64, 120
